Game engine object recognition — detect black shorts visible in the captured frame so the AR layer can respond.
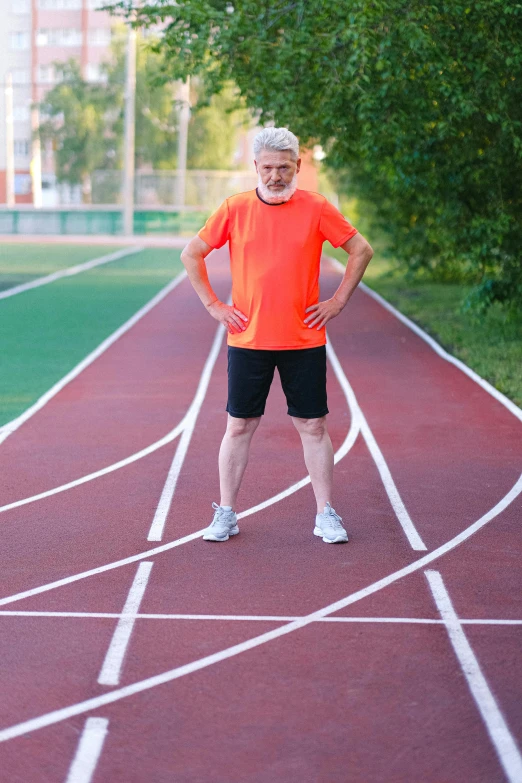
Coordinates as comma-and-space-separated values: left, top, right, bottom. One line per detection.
226, 346, 328, 419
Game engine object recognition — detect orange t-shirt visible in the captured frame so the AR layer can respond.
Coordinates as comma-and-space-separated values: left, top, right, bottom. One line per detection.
198, 188, 357, 350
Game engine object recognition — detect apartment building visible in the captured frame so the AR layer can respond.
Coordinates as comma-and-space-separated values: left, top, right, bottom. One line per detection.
0, 0, 114, 203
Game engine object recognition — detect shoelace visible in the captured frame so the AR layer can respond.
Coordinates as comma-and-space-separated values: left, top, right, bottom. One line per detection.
325, 504, 343, 529
210, 501, 233, 526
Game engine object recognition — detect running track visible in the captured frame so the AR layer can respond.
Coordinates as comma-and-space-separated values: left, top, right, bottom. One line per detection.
0, 247, 521, 782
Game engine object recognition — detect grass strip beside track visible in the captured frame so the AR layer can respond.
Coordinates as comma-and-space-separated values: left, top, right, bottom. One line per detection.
325, 243, 522, 408
0, 244, 123, 292
0, 248, 183, 426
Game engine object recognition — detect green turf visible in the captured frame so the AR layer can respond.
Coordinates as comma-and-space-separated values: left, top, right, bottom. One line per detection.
0, 244, 123, 293
0, 247, 184, 426
326, 243, 522, 409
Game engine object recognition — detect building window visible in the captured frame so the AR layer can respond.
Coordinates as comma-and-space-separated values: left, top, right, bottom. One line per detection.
12, 69, 30, 84
38, 0, 82, 8
11, 0, 30, 13
85, 63, 108, 83
37, 28, 82, 46
88, 0, 107, 9
37, 64, 55, 84
88, 28, 112, 46
14, 140, 31, 157
13, 106, 30, 122
15, 174, 32, 195
10, 31, 30, 50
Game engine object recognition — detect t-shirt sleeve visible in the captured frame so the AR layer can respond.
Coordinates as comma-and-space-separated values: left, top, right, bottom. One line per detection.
319, 199, 358, 248
198, 199, 230, 249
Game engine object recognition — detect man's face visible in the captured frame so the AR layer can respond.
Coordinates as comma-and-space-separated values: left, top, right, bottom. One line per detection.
255, 149, 301, 194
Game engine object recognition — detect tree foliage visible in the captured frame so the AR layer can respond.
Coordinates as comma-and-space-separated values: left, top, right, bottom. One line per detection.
113, 0, 522, 309
39, 59, 119, 199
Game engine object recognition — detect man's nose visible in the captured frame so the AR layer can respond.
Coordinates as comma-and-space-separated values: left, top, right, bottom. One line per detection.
271, 170, 282, 181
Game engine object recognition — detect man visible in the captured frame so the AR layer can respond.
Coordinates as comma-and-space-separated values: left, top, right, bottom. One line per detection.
180, 127, 373, 543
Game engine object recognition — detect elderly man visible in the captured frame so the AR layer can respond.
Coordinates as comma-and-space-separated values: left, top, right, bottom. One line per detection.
181, 127, 373, 543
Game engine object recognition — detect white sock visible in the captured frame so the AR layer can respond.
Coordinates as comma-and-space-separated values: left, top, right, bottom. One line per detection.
221, 505, 233, 511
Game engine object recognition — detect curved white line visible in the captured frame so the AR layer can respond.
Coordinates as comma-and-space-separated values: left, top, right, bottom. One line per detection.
0, 420, 186, 515
327, 338, 426, 551
0, 269, 188, 445
326, 255, 522, 424
1, 473, 520, 742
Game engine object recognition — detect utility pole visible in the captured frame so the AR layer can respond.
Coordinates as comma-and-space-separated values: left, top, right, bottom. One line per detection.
122, 24, 136, 236
176, 76, 190, 208
30, 106, 42, 208
5, 73, 15, 207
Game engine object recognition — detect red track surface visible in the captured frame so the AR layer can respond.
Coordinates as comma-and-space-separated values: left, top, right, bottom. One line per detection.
0, 248, 521, 782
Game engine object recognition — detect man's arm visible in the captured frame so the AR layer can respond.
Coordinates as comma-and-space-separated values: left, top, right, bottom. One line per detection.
304, 233, 374, 330
180, 235, 248, 334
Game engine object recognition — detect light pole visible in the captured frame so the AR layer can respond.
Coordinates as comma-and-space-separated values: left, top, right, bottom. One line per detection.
176, 76, 190, 208
5, 73, 15, 207
122, 25, 137, 236
30, 106, 42, 208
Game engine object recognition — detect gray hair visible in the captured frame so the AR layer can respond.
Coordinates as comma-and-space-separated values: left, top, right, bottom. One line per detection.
253, 127, 299, 159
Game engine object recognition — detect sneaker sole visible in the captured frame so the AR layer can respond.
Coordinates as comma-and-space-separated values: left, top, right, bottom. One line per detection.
203, 526, 240, 542
314, 527, 349, 544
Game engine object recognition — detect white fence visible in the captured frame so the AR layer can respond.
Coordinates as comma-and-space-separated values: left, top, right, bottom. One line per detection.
91, 169, 259, 210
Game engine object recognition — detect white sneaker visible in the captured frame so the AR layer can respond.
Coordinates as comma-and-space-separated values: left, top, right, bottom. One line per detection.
203, 502, 239, 542
314, 503, 349, 543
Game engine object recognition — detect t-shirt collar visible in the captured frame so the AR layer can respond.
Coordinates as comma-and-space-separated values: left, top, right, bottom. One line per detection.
255, 187, 294, 206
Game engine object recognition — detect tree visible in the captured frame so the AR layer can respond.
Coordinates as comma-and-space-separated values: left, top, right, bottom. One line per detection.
39, 60, 119, 201
113, 0, 522, 309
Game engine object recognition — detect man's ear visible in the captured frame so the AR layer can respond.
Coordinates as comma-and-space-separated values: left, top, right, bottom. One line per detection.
254, 159, 259, 173
296, 157, 302, 173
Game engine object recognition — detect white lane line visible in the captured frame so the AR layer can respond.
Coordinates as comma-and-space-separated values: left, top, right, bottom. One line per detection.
0, 422, 185, 515
65, 717, 109, 783
326, 337, 426, 551
425, 569, 522, 783
238, 336, 361, 521
326, 255, 522, 425
0, 530, 203, 609
2, 609, 522, 625
0, 473, 520, 742
98, 562, 153, 686
0, 269, 188, 445
0, 319, 222, 518
0, 246, 142, 301
147, 324, 226, 541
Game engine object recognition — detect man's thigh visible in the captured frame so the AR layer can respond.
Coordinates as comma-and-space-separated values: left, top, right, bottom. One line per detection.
276, 346, 329, 418
226, 347, 276, 418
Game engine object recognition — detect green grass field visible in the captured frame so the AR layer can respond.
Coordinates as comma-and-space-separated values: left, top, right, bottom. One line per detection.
326, 243, 522, 409
0, 244, 124, 292
0, 246, 183, 426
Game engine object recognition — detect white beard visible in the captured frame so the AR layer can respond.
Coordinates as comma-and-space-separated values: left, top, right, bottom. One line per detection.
257, 173, 298, 204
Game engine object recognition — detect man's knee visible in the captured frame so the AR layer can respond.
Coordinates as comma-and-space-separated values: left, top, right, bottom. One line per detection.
226, 415, 261, 437
292, 415, 328, 438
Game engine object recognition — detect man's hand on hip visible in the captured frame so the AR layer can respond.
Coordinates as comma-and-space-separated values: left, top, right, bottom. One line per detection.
304, 298, 343, 330
207, 301, 248, 334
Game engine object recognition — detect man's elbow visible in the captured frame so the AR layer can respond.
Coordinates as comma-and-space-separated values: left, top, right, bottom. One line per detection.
180, 246, 190, 268
359, 238, 373, 266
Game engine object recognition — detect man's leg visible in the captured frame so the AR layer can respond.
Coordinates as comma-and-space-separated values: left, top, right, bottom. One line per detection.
219, 414, 261, 509
292, 415, 334, 513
